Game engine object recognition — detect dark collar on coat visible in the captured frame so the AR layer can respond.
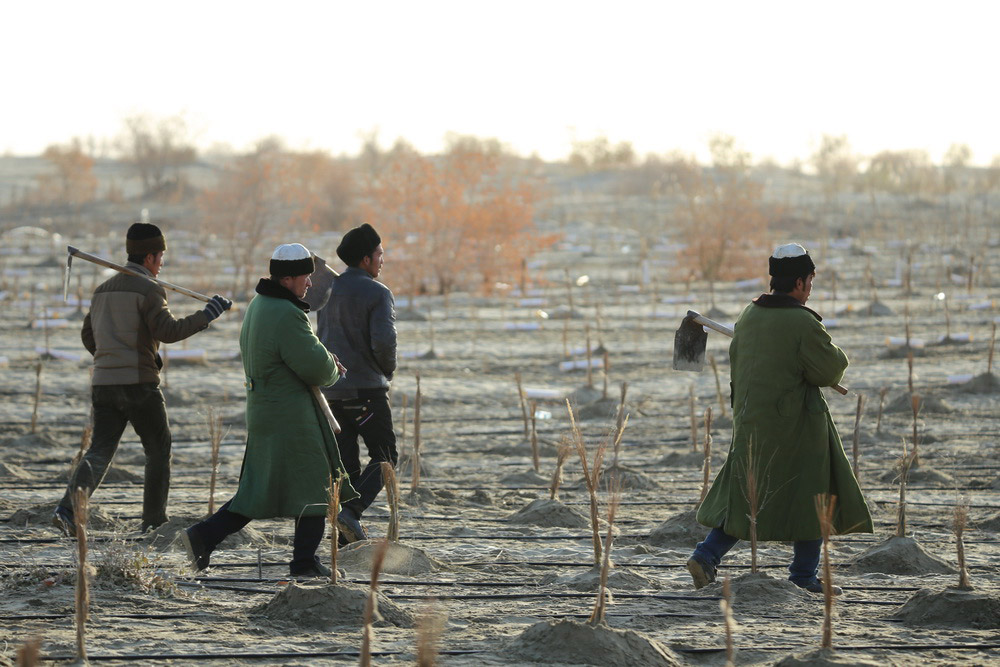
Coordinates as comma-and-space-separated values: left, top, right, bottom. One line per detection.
751, 292, 823, 321
255, 278, 310, 312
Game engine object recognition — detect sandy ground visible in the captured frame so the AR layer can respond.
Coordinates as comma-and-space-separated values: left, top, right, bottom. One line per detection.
1, 221, 999, 665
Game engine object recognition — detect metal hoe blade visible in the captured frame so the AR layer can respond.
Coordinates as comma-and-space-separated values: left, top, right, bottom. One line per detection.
672, 314, 708, 372
63, 252, 73, 302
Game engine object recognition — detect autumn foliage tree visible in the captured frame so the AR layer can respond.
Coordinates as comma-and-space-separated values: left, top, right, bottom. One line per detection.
363, 138, 546, 298
668, 135, 772, 304
117, 114, 197, 197
37, 138, 97, 220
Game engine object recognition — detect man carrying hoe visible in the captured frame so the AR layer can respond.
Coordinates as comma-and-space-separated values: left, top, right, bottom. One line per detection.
53, 222, 232, 536
687, 243, 873, 594
182, 243, 358, 577
306, 223, 397, 544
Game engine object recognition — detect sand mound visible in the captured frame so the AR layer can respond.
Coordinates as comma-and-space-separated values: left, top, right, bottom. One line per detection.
648, 509, 704, 548
890, 587, 1000, 628
775, 647, 882, 666
856, 301, 894, 317
878, 465, 955, 486
976, 512, 1000, 532
251, 582, 413, 629
601, 463, 660, 490
576, 397, 622, 420
98, 466, 145, 484
959, 372, 1000, 394
544, 564, 662, 592
404, 486, 443, 506
141, 516, 269, 552
396, 455, 433, 478
464, 489, 494, 506
847, 536, 956, 574
499, 470, 550, 486
0, 462, 35, 480
546, 306, 584, 320
1, 432, 66, 462
567, 385, 606, 406
505, 619, 681, 666
885, 392, 952, 413
701, 571, 810, 606
337, 541, 442, 575
508, 498, 590, 529
8, 502, 121, 531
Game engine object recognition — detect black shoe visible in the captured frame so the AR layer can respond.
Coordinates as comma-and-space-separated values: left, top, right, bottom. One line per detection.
52, 506, 77, 538
290, 557, 331, 578
336, 508, 368, 544
686, 556, 717, 590
794, 578, 843, 595
180, 527, 211, 571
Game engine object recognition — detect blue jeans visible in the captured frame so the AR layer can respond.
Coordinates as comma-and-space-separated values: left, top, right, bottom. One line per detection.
692, 527, 823, 585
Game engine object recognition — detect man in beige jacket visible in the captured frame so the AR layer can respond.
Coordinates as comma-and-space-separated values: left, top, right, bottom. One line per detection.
53, 222, 231, 536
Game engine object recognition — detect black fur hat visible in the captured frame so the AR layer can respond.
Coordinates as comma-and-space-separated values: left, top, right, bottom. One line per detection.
336, 223, 381, 266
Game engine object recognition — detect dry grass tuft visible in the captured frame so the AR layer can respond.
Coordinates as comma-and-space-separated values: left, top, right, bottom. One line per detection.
416, 601, 446, 666
589, 483, 621, 625
549, 436, 573, 501
720, 574, 735, 667
15, 636, 41, 667
327, 473, 342, 585
73, 487, 89, 662
700, 407, 713, 504
207, 408, 224, 514
360, 539, 391, 667
411, 373, 423, 493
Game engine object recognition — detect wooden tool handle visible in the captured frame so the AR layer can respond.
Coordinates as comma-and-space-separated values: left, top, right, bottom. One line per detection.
311, 385, 342, 434
67, 246, 213, 303
687, 310, 850, 396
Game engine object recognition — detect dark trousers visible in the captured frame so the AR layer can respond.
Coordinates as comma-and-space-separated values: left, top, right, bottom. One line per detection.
329, 390, 397, 518
693, 527, 823, 585
59, 383, 171, 528
191, 500, 326, 568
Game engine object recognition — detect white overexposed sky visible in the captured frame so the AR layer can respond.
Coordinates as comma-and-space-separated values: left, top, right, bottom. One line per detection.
2, 0, 998, 165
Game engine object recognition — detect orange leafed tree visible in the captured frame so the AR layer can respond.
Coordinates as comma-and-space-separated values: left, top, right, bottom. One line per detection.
37, 139, 97, 220
669, 135, 773, 303
364, 139, 547, 298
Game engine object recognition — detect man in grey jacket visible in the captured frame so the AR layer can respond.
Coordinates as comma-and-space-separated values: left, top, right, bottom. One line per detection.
306, 223, 397, 543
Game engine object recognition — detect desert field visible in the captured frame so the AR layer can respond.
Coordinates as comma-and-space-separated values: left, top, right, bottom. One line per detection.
1, 201, 999, 666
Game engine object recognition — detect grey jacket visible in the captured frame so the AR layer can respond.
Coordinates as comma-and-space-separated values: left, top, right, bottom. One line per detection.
306, 259, 397, 399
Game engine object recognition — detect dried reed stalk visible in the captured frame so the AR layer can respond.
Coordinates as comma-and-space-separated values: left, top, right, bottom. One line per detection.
207, 408, 223, 515
944, 295, 952, 340
602, 349, 609, 400
529, 399, 540, 473
585, 324, 593, 389
700, 407, 713, 504
814, 493, 838, 649
689, 385, 698, 453
549, 438, 573, 501
589, 485, 621, 625
42, 306, 50, 356
515, 372, 529, 441
72, 487, 89, 662
15, 637, 41, 667
988, 323, 996, 375
360, 539, 391, 667
416, 601, 446, 667
382, 462, 400, 541
611, 382, 628, 467
31, 362, 42, 434
953, 496, 971, 590
720, 575, 734, 667
326, 474, 342, 585
906, 349, 915, 397
566, 400, 609, 564
744, 436, 759, 573
411, 373, 422, 493
851, 394, 866, 478
562, 318, 569, 358
69, 424, 93, 479
709, 355, 727, 418
896, 441, 916, 537
564, 268, 575, 313
875, 386, 889, 434
399, 393, 408, 458
910, 394, 922, 466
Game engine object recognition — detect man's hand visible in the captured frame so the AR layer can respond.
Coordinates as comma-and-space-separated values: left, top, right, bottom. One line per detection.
203, 295, 233, 322
332, 353, 347, 378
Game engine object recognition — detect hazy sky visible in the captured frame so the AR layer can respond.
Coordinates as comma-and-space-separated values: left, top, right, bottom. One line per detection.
3, 0, 998, 164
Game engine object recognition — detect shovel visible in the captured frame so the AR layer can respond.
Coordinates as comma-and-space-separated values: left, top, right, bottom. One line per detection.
673, 309, 848, 395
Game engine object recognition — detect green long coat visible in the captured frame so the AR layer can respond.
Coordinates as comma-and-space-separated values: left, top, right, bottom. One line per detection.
696, 296, 873, 541
229, 288, 358, 519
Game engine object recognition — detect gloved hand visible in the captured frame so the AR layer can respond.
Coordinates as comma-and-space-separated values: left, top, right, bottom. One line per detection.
203, 295, 233, 322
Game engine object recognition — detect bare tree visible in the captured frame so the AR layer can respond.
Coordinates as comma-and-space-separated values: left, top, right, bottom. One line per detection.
117, 113, 197, 197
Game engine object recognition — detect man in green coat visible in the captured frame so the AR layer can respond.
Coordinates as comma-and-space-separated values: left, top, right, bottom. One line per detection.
687, 243, 872, 593
182, 243, 358, 577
